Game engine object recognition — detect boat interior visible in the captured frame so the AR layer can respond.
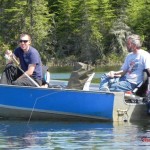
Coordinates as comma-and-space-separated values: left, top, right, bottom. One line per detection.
47, 66, 150, 114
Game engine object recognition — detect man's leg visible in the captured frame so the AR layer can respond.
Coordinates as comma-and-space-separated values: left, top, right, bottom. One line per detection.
99, 74, 110, 90
109, 77, 137, 92
12, 76, 42, 87
99, 74, 120, 91
0, 64, 21, 85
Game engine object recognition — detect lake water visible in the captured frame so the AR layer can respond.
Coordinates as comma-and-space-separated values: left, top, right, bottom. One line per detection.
50, 72, 102, 80
0, 120, 150, 149
1, 72, 150, 149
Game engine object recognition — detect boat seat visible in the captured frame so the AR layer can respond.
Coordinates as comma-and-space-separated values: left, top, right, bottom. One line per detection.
133, 69, 149, 97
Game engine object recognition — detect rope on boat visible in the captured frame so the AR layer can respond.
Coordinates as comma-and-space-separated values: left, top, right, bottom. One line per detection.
27, 90, 64, 125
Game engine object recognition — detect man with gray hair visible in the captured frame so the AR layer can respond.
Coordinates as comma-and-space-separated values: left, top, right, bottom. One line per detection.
99, 34, 150, 92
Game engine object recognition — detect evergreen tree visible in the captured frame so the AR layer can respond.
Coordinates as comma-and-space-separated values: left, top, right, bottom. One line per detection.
0, 0, 150, 66
0, 0, 50, 57
127, 0, 150, 50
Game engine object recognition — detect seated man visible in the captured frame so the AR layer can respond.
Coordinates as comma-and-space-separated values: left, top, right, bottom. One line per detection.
99, 34, 150, 92
1, 33, 43, 87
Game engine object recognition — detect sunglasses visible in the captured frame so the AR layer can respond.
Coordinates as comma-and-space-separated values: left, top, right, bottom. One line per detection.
19, 40, 28, 43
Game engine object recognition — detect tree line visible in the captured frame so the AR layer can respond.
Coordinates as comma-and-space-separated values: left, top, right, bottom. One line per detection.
0, 0, 150, 66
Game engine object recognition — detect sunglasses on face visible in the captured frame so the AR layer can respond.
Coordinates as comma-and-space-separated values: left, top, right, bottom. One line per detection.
19, 40, 28, 43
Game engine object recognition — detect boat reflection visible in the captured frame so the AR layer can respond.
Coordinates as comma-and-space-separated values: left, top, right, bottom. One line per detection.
0, 121, 149, 149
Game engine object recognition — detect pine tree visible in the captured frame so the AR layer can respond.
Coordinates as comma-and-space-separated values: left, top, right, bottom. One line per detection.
0, 0, 51, 62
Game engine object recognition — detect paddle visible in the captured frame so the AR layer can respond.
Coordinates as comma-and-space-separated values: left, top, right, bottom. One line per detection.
12, 55, 40, 87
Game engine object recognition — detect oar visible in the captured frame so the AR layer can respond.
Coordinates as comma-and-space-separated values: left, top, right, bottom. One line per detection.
12, 55, 40, 87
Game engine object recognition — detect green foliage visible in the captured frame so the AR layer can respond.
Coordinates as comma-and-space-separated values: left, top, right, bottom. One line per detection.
0, 38, 10, 65
0, 0, 51, 58
0, 0, 150, 66
127, 0, 150, 49
49, 66, 72, 73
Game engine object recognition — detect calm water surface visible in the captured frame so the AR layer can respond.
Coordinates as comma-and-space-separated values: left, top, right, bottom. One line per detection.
51, 72, 102, 80
0, 120, 150, 149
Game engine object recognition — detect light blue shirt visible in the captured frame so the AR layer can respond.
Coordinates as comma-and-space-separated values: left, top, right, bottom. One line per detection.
121, 49, 150, 84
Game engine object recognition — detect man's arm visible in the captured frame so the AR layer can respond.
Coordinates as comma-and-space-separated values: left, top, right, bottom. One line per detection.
106, 70, 127, 78
17, 64, 36, 79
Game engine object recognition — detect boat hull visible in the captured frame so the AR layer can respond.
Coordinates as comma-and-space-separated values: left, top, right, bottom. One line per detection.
0, 84, 114, 121
0, 84, 149, 122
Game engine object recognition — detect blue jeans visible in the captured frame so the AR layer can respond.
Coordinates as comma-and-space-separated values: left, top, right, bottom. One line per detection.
99, 74, 137, 92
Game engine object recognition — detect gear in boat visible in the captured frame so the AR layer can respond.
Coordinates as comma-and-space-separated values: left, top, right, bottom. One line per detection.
124, 69, 150, 115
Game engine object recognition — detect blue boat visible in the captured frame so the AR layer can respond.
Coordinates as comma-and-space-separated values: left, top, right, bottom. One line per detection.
0, 80, 149, 122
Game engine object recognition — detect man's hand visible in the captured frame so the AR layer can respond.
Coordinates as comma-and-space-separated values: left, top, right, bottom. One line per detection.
107, 71, 121, 78
4, 50, 13, 59
107, 71, 115, 78
4, 50, 13, 64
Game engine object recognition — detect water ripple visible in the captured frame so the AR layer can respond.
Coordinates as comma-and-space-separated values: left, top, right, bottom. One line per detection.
0, 121, 149, 149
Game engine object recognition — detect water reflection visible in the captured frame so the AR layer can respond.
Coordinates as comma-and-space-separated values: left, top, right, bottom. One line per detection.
0, 121, 150, 149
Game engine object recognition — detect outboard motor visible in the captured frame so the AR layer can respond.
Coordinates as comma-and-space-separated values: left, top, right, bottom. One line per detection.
67, 62, 94, 90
